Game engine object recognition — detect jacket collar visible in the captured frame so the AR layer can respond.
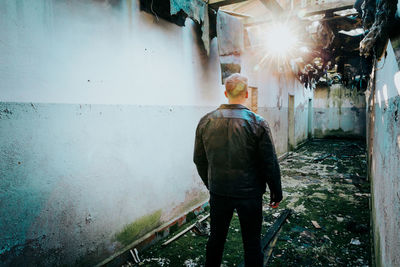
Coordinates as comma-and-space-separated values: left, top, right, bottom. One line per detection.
218, 104, 249, 110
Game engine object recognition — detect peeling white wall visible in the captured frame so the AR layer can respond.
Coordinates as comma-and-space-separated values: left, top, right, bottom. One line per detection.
0, 0, 224, 106
0, 0, 224, 265
369, 40, 400, 267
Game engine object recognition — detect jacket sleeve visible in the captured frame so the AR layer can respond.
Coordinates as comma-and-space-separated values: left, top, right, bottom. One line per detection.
257, 120, 282, 203
193, 120, 209, 189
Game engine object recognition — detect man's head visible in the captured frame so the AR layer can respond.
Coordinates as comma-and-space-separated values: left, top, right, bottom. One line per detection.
224, 73, 248, 103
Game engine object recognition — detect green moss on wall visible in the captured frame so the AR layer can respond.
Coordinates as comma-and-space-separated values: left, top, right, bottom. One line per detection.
115, 210, 162, 246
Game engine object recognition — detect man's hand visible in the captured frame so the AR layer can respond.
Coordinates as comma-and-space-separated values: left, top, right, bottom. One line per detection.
269, 201, 280, 209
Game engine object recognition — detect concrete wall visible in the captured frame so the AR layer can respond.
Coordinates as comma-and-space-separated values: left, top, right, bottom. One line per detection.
0, 0, 224, 265
368, 41, 400, 267
313, 84, 366, 139
0, 0, 312, 265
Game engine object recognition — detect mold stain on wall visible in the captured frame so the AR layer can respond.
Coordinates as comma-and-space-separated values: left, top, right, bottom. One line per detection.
313, 84, 366, 139
115, 210, 162, 246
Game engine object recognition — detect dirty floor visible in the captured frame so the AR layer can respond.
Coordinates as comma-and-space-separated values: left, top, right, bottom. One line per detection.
125, 139, 370, 266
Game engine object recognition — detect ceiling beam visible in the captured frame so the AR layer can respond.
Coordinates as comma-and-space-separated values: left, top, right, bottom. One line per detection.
243, 13, 297, 27
209, 0, 249, 9
243, 11, 358, 27
221, 10, 253, 18
259, 0, 284, 13
303, 2, 356, 17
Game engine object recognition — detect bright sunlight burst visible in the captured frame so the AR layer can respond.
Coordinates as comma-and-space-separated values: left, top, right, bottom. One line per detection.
264, 22, 299, 57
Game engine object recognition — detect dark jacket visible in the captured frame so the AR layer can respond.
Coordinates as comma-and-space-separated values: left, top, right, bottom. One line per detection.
193, 104, 282, 202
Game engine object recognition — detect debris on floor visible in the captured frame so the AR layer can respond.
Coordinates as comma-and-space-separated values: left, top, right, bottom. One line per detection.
123, 139, 370, 266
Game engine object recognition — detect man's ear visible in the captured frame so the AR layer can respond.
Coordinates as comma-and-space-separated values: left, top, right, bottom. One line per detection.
245, 91, 249, 98
224, 91, 228, 98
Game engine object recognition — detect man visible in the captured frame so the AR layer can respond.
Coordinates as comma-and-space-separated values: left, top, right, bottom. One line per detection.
193, 73, 282, 267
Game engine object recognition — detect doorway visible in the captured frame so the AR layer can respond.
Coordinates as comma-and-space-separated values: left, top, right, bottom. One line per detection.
244, 87, 258, 113
288, 94, 295, 150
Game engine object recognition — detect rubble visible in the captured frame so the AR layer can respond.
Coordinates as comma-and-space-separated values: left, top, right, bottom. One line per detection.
126, 140, 370, 266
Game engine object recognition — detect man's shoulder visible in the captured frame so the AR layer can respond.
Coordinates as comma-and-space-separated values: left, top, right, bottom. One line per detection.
198, 106, 268, 127
197, 108, 219, 128
242, 109, 268, 126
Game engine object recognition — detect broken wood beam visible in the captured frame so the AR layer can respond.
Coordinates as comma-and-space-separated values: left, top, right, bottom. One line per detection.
263, 227, 283, 265
260, 209, 292, 249
238, 209, 292, 267
161, 214, 210, 247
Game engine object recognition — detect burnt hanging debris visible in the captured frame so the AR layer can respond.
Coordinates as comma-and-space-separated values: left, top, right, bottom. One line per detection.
139, 0, 187, 27
359, 0, 399, 58
294, 4, 373, 91
140, 0, 215, 55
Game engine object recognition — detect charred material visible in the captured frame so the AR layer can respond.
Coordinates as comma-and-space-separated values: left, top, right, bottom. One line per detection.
295, 4, 373, 90
139, 0, 187, 26
359, 0, 399, 58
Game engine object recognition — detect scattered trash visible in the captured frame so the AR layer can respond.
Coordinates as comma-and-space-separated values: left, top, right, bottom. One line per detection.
272, 212, 280, 218
350, 238, 361, 245
192, 221, 210, 236
313, 153, 332, 163
334, 230, 339, 235
323, 235, 331, 241
355, 193, 370, 197
300, 230, 316, 241
311, 220, 322, 229
184, 259, 198, 267
140, 258, 170, 266
336, 216, 344, 222
129, 248, 141, 264
137, 140, 370, 266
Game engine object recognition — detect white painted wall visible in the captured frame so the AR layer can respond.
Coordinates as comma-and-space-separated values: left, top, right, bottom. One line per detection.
0, 0, 225, 106
370, 40, 400, 267
0, 0, 225, 265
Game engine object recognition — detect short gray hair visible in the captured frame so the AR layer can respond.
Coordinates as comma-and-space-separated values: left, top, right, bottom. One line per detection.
225, 73, 248, 98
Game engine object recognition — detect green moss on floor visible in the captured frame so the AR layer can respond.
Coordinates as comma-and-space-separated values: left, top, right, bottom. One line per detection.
116, 210, 162, 246
126, 140, 370, 266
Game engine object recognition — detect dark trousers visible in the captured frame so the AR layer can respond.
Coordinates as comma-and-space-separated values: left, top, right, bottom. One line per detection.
205, 193, 263, 267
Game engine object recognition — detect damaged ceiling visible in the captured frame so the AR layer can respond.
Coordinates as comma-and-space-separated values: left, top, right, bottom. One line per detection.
140, 0, 399, 89
222, 0, 373, 90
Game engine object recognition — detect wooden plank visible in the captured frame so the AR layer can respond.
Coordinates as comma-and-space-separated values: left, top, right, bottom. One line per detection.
263, 227, 283, 265
237, 209, 292, 267
161, 214, 210, 247
260, 209, 291, 249
209, 0, 249, 9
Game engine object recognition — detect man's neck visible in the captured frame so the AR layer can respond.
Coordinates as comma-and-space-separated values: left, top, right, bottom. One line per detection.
228, 99, 246, 105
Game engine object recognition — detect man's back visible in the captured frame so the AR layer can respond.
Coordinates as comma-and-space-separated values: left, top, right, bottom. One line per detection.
194, 104, 282, 201
193, 73, 282, 267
